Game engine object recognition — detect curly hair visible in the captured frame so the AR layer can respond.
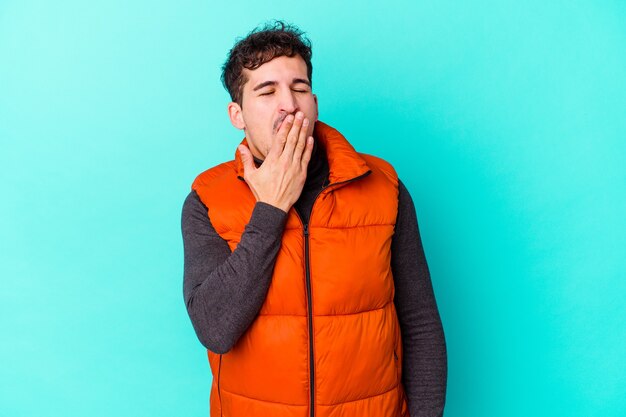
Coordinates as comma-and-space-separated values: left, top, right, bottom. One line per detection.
220, 19, 313, 106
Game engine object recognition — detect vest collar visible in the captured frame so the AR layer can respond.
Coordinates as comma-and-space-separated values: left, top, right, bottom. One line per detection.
234, 120, 371, 185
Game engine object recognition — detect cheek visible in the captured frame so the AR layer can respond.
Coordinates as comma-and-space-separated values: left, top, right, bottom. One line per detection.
248, 108, 274, 130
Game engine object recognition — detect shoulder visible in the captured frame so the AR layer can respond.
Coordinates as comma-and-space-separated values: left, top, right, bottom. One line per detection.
397, 178, 411, 198
358, 152, 399, 185
183, 189, 207, 211
397, 177, 415, 204
191, 160, 236, 190
181, 189, 209, 227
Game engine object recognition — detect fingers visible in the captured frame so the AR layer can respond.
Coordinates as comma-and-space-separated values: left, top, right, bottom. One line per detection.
299, 135, 314, 171
238, 144, 256, 177
281, 111, 306, 162
292, 118, 312, 165
267, 114, 294, 160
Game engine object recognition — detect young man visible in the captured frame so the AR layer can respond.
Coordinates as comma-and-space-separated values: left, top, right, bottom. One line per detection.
182, 20, 447, 417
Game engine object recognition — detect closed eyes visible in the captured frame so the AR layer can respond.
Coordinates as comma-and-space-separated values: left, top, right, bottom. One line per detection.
259, 90, 308, 96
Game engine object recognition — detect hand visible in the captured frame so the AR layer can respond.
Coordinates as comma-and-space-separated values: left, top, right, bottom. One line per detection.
237, 111, 315, 213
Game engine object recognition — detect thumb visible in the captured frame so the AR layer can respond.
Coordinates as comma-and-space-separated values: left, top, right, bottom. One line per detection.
238, 144, 256, 175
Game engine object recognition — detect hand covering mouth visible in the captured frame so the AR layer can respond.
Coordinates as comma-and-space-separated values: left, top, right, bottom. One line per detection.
274, 115, 286, 133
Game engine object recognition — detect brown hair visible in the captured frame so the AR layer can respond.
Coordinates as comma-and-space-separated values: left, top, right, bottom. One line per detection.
221, 19, 313, 107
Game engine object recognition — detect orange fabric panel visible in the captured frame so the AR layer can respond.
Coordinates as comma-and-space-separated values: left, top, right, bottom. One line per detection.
193, 120, 408, 417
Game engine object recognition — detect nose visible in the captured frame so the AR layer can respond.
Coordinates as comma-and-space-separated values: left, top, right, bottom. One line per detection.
278, 88, 299, 116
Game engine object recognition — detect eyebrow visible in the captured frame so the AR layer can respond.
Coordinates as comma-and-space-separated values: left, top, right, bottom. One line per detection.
252, 78, 311, 91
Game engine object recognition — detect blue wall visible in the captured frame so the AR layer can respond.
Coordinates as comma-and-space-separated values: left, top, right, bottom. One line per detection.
1, 1, 625, 416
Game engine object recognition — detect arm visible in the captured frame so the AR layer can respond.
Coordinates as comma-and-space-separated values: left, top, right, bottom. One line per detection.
181, 190, 288, 354
392, 179, 448, 417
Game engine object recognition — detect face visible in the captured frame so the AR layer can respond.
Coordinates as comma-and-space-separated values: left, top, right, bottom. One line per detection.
227, 54, 319, 160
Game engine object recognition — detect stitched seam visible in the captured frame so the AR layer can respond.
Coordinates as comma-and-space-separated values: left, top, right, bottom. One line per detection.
319, 383, 398, 407
287, 223, 394, 230
257, 301, 392, 318
227, 223, 395, 233
315, 300, 392, 317
220, 387, 307, 407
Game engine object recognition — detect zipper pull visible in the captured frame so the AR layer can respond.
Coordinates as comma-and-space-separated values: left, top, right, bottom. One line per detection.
303, 222, 309, 236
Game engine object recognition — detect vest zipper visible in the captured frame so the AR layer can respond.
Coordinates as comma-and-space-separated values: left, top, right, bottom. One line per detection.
303, 221, 314, 417
294, 169, 372, 417
218, 353, 223, 417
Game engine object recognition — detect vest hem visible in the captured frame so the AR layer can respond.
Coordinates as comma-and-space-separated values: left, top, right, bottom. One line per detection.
218, 383, 399, 409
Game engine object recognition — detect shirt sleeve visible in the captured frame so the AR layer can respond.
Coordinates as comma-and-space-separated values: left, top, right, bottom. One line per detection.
392, 178, 448, 417
181, 189, 288, 354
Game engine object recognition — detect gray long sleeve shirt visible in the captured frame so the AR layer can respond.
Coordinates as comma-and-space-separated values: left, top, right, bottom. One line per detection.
181, 138, 447, 417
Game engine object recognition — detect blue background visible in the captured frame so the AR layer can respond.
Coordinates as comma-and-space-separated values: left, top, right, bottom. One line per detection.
1, 1, 625, 416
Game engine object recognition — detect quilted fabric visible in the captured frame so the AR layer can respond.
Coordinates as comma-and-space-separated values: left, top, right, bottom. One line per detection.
191, 120, 410, 417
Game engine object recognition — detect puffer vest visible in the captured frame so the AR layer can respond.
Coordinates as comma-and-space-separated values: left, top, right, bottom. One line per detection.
191, 120, 410, 417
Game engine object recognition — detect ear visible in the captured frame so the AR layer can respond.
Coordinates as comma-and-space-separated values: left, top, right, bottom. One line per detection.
227, 102, 245, 130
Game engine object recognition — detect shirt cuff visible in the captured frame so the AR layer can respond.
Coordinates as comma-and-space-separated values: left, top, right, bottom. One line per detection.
248, 201, 289, 235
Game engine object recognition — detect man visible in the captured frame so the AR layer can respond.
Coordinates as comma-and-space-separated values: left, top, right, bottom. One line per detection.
182, 20, 447, 417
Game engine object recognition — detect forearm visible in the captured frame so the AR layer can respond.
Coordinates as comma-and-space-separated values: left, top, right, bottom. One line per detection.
397, 296, 447, 417
182, 190, 288, 354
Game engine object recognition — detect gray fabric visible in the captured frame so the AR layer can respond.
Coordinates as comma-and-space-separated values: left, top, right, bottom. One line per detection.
181, 140, 447, 416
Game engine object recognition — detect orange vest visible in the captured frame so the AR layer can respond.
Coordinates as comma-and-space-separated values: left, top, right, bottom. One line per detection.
191, 120, 410, 417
